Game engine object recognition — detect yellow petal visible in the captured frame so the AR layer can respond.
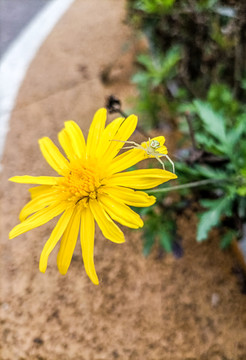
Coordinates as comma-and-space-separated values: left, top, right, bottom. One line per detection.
29, 185, 52, 199
80, 206, 99, 285
39, 206, 75, 273
102, 114, 138, 162
64, 121, 86, 160
19, 191, 57, 222
102, 186, 156, 207
107, 148, 146, 174
155, 145, 167, 155
58, 128, 75, 162
9, 201, 67, 239
99, 195, 143, 229
95, 116, 125, 159
86, 108, 107, 159
106, 168, 177, 189
39, 137, 69, 175
89, 199, 125, 244
9, 176, 60, 185
57, 205, 81, 275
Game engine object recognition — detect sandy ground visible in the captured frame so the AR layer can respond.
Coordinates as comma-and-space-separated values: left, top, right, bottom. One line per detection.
0, 0, 246, 359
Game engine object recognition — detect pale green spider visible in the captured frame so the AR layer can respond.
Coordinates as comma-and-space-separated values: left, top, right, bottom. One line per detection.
112, 136, 175, 173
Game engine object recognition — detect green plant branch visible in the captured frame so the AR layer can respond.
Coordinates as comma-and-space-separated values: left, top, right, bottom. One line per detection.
147, 178, 227, 194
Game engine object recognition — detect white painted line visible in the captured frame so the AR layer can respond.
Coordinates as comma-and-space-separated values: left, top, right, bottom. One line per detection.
0, 0, 75, 165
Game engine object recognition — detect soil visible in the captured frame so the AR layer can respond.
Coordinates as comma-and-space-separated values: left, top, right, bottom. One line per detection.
0, 0, 245, 359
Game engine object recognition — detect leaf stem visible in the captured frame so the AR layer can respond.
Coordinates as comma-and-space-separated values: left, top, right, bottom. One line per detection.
147, 178, 225, 194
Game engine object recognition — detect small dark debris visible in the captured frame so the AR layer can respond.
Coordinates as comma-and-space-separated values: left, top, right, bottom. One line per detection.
33, 337, 44, 345
172, 239, 184, 258
77, 64, 89, 80
105, 95, 128, 118
72, 253, 80, 261
47, 309, 60, 322
112, 350, 119, 358
105, 95, 122, 114
231, 265, 246, 294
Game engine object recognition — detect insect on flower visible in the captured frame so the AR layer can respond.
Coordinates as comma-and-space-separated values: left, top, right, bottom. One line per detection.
9, 109, 177, 285
111, 136, 175, 173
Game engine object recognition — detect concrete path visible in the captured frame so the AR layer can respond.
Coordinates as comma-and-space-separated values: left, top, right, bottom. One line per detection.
0, 0, 76, 164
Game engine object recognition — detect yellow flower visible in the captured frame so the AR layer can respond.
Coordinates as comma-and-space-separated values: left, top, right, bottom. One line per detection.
9, 109, 177, 284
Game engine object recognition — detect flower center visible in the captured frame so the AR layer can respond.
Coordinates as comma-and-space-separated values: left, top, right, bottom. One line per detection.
59, 163, 102, 205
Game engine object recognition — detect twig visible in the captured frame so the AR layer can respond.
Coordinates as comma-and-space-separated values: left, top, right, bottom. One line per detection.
185, 112, 197, 150
105, 95, 150, 138
147, 178, 225, 194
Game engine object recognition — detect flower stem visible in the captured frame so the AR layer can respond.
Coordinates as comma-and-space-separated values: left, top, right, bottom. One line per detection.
147, 178, 224, 194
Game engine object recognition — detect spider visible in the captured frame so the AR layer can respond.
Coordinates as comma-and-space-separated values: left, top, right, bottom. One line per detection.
112, 136, 175, 173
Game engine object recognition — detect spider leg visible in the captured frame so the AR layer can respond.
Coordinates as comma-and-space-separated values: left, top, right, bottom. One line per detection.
123, 144, 147, 152
110, 139, 140, 147
152, 152, 175, 173
138, 144, 148, 151
120, 146, 135, 150
110, 139, 148, 152
154, 155, 166, 170
164, 155, 175, 173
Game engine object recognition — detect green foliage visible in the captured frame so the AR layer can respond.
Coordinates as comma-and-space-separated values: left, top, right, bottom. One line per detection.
193, 100, 226, 144
134, 46, 181, 87
134, 0, 176, 14
197, 197, 233, 241
127, 0, 246, 256
135, 204, 175, 255
178, 99, 246, 245
237, 169, 246, 196
132, 46, 181, 127
220, 230, 237, 249
207, 84, 239, 115
150, 97, 246, 250
131, 90, 163, 129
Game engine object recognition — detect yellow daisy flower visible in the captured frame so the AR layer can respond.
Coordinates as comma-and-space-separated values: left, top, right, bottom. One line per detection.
9, 108, 177, 285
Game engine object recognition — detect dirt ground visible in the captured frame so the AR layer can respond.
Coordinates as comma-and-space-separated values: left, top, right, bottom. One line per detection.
0, 0, 246, 359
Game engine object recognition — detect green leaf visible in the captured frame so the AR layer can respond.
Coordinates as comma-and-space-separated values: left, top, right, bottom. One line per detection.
159, 45, 181, 80
134, 0, 176, 14
142, 230, 155, 256
220, 230, 236, 249
226, 115, 246, 155
131, 72, 150, 87
193, 165, 226, 180
241, 78, 246, 90
159, 230, 173, 252
238, 197, 246, 218
197, 197, 233, 241
198, 0, 218, 10
135, 46, 181, 89
193, 100, 227, 144
237, 186, 246, 196
194, 132, 226, 154
207, 83, 239, 115
237, 168, 246, 196
137, 54, 155, 71
177, 103, 196, 114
